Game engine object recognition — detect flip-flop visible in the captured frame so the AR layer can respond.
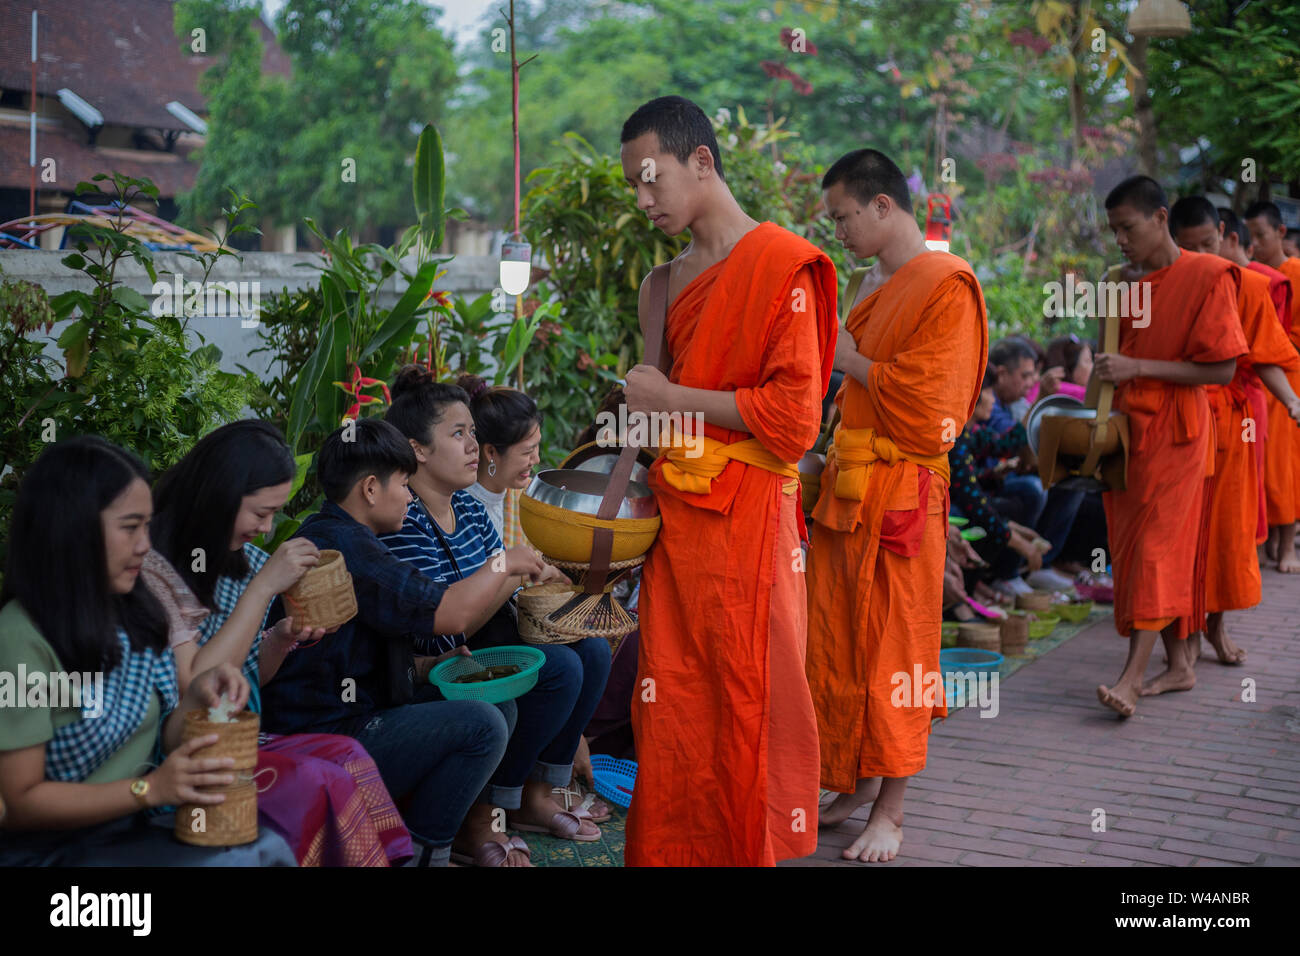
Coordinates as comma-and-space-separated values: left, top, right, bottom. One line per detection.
449, 835, 532, 867
511, 809, 601, 842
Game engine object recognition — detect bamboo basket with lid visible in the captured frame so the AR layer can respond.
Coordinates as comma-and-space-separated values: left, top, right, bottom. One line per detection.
284, 549, 357, 631
956, 622, 1001, 652
181, 709, 259, 771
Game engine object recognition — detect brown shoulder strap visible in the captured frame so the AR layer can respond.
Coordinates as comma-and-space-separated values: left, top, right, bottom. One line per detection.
585, 263, 672, 594
841, 267, 869, 323
645, 262, 672, 373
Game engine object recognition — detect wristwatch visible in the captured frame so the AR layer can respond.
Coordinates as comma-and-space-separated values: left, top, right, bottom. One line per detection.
129, 778, 151, 808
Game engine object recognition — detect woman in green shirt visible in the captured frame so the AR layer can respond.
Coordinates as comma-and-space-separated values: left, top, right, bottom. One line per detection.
0, 436, 294, 865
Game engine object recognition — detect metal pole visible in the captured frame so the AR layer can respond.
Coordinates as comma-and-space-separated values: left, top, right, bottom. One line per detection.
30, 10, 38, 223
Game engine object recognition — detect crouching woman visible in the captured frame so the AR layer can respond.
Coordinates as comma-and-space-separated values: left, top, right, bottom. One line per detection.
0, 437, 294, 866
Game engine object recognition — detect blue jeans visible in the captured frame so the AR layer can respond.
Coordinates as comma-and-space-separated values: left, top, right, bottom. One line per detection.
488, 637, 612, 809
327, 686, 513, 863
1036, 484, 1087, 566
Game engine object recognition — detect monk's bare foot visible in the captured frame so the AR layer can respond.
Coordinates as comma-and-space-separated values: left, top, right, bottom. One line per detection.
1188, 631, 1202, 663
1097, 683, 1137, 717
1140, 666, 1196, 696
819, 777, 881, 828
1265, 533, 1279, 562
1278, 554, 1300, 573
1206, 621, 1246, 665
842, 807, 903, 863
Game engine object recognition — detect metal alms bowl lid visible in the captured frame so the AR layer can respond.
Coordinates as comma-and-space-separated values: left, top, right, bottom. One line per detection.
525, 469, 659, 520
1025, 393, 1093, 454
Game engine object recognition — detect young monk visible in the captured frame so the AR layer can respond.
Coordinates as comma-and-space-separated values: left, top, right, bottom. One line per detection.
1220, 208, 1297, 551
1169, 197, 1300, 667
1245, 201, 1300, 572
1094, 177, 1246, 717
618, 95, 837, 866
805, 149, 987, 862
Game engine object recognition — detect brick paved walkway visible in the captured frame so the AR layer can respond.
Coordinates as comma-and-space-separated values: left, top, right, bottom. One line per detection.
798, 564, 1300, 867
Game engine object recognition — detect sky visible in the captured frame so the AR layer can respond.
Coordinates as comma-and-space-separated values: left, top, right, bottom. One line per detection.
261, 0, 502, 45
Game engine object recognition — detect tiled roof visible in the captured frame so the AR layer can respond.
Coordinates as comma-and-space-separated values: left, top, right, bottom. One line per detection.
0, 0, 289, 131
0, 122, 199, 196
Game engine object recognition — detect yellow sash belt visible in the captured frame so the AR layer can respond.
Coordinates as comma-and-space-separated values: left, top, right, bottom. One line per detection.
829, 426, 951, 500
659, 434, 799, 495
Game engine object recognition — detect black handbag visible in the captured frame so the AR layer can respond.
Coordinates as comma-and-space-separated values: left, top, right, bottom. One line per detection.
420, 499, 521, 651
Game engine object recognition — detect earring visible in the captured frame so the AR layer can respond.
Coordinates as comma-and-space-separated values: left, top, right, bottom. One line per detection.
488, 459, 497, 477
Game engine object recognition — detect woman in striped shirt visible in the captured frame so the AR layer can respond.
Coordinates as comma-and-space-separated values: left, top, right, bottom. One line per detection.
383, 367, 613, 853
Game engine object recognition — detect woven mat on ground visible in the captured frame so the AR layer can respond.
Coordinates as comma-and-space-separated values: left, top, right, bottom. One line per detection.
943, 606, 1108, 713
512, 806, 627, 866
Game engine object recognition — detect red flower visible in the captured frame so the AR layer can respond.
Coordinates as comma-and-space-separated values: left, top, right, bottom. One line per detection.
1009, 28, 1052, 56
780, 27, 818, 55
577, 350, 594, 372
761, 60, 813, 95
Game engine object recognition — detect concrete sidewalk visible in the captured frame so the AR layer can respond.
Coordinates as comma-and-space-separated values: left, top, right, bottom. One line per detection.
801, 564, 1300, 867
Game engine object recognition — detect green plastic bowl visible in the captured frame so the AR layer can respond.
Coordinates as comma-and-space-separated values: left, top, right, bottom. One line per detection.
941, 622, 960, 648
961, 527, 987, 542
1027, 613, 1061, 640
432, 646, 546, 703
1056, 600, 1093, 622
948, 516, 969, 528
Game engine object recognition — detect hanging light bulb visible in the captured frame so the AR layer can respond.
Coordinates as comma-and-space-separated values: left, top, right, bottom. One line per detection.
499, 238, 532, 296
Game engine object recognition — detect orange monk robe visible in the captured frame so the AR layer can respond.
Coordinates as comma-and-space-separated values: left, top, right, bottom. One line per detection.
1277, 259, 1300, 510
806, 253, 987, 792
626, 223, 837, 867
1248, 265, 1300, 528
1204, 267, 1299, 613
1103, 252, 1247, 639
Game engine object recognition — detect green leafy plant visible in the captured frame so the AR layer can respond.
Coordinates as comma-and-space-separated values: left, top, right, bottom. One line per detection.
0, 174, 257, 568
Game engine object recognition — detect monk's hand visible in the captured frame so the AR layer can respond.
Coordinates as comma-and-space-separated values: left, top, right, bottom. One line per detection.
833, 325, 858, 372
1094, 352, 1139, 384
625, 364, 672, 415
1286, 397, 1300, 427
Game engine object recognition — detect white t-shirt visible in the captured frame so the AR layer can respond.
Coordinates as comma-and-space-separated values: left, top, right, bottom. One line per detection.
464, 482, 506, 538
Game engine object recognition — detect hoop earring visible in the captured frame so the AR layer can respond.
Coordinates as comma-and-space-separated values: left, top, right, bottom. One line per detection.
487, 459, 496, 477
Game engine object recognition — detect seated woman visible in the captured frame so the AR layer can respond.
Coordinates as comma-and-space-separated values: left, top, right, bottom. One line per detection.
459, 374, 541, 547
1026, 334, 1093, 405
261, 418, 549, 867
949, 367, 1044, 602
382, 367, 614, 848
0, 436, 294, 866
148, 419, 412, 867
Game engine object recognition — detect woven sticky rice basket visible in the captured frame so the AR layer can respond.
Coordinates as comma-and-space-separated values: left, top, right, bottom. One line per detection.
284, 549, 357, 630
956, 622, 1000, 652
518, 580, 585, 645
174, 778, 258, 847
181, 709, 259, 771
999, 612, 1029, 656
519, 494, 660, 564
1015, 591, 1053, 612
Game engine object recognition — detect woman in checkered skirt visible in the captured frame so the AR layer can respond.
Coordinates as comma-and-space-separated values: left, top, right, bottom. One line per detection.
148, 420, 413, 867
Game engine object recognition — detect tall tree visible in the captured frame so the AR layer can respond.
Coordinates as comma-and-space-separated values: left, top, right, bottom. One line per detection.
175, 0, 458, 236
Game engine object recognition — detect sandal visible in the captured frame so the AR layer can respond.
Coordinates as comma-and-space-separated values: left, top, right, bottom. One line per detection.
449, 835, 531, 867
553, 783, 612, 824
511, 809, 601, 842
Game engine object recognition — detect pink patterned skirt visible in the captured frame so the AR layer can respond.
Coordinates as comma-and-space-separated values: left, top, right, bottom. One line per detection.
256, 733, 412, 867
